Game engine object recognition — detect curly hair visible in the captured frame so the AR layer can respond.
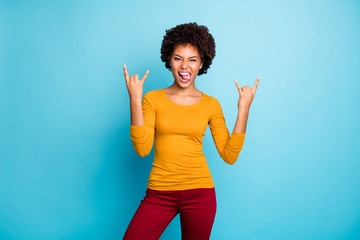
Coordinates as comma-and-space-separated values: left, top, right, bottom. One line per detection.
160, 22, 216, 76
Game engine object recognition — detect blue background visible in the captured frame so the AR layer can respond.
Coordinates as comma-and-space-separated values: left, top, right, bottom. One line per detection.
1, 0, 360, 239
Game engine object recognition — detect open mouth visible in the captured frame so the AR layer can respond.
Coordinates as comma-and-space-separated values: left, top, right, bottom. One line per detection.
178, 72, 191, 82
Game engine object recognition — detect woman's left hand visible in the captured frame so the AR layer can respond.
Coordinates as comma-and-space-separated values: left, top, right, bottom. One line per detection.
235, 76, 260, 111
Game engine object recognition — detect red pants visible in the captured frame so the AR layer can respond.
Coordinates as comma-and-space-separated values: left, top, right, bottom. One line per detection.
123, 187, 217, 240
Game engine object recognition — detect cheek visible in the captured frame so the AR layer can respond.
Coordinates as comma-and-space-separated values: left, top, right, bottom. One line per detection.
190, 62, 201, 68
194, 63, 202, 72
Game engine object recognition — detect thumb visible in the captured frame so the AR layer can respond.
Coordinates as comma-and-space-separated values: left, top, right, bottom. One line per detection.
141, 70, 149, 84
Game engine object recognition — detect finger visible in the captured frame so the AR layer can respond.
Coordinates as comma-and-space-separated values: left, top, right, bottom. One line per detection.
123, 64, 130, 82
134, 74, 139, 81
252, 76, 260, 94
141, 70, 150, 83
239, 86, 244, 95
234, 80, 240, 90
235, 80, 242, 95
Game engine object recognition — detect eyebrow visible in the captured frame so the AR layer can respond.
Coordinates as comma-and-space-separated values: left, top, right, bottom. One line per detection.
174, 54, 198, 59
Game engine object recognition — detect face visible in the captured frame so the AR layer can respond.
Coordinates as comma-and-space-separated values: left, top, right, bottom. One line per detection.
169, 43, 203, 88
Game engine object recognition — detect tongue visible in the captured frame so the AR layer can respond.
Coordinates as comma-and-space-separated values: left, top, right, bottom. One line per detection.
181, 74, 191, 81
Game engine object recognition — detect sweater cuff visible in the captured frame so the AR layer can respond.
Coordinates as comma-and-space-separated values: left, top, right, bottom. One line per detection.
228, 131, 246, 150
231, 131, 246, 138
130, 123, 145, 130
130, 124, 146, 142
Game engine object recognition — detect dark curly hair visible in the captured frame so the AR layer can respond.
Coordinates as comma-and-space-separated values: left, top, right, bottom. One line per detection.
160, 22, 216, 76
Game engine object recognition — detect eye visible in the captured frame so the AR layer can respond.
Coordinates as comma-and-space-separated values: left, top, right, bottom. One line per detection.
190, 59, 196, 62
174, 57, 181, 61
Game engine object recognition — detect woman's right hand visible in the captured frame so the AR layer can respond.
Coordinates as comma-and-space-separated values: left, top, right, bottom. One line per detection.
123, 64, 149, 103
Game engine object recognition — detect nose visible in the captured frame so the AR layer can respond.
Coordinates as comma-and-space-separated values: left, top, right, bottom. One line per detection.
180, 60, 188, 69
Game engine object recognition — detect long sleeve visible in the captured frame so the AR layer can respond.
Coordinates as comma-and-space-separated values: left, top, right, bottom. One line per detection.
129, 92, 156, 157
208, 98, 246, 165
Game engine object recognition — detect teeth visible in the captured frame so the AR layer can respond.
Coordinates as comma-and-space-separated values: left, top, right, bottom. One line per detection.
179, 72, 190, 76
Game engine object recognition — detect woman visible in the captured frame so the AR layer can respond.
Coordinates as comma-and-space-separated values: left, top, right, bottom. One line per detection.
123, 22, 259, 240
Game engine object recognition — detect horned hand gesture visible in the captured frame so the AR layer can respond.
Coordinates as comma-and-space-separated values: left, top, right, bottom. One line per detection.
235, 76, 260, 111
123, 64, 149, 103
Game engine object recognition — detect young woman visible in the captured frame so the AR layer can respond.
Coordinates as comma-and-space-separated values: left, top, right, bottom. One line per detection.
123, 22, 259, 240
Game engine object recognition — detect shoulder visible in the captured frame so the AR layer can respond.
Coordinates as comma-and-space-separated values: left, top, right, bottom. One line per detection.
144, 89, 163, 100
142, 89, 164, 109
202, 92, 221, 106
200, 92, 223, 117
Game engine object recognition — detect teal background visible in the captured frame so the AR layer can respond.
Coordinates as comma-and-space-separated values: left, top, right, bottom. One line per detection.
1, 0, 360, 239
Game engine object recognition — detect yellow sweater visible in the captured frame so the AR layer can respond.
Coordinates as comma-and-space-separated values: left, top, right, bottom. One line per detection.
130, 88, 246, 191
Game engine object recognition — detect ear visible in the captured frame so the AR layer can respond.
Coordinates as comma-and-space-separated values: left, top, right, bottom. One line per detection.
200, 62, 203, 69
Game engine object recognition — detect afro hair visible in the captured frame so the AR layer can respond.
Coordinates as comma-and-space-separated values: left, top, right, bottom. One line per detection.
160, 22, 216, 76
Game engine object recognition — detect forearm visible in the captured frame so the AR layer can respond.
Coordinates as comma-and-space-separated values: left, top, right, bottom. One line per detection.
233, 108, 249, 134
130, 99, 144, 126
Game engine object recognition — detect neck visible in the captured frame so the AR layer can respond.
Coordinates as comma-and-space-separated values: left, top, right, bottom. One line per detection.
168, 83, 200, 95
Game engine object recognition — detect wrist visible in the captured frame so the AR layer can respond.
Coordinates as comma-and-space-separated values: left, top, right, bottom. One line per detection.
238, 106, 249, 114
130, 98, 142, 105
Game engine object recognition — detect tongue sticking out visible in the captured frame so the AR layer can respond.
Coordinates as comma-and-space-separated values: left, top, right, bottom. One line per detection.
181, 75, 191, 81
180, 73, 191, 81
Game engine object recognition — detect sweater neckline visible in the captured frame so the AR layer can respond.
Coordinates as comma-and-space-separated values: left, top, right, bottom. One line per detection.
161, 88, 204, 106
